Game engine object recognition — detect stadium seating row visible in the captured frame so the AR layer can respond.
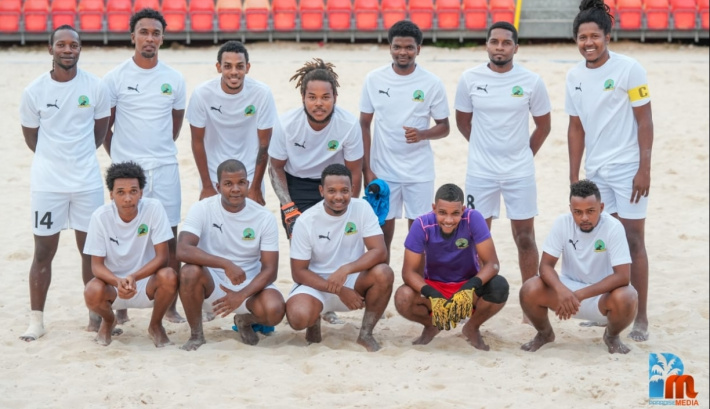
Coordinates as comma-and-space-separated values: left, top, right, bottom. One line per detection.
0, 0, 514, 33
605, 0, 708, 30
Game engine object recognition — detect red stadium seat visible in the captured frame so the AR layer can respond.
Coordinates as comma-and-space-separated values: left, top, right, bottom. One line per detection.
617, 0, 643, 29
23, 0, 50, 31
381, 0, 405, 29
436, 0, 461, 30
700, 0, 709, 29
644, 0, 669, 29
188, 0, 215, 31
0, 0, 22, 32
272, 0, 296, 30
162, 0, 186, 31
489, 0, 514, 23
670, 0, 697, 29
327, 0, 351, 30
353, 0, 377, 29
243, 0, 268, 30
106, 0, 131, 31
51, 0, 76, 28
299, 0, 324, 30
133, 0, 160, 13
78, 0, 103, 30
409, 0, 433, 30
216, 0, 241, 30
463, 0, 487, 30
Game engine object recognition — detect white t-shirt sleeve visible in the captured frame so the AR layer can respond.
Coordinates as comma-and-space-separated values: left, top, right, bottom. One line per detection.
83, 211, 107, 257
626, 61, 650, 108
185, 88, 207, 128
608, 221, 632, 267
19, 87, 39, 128
260, 212, 280, 252
428, 79, 450, 120
94, 80, 111, 119
173, 74, 187, 110
564, 70, 578, 117
530, 76, 552, 117
289, 218, 312, 261
541, 215, 566, 258
151, 202, 175, 245
359, 78, 374, 114
267, 118, 288, 160
343, 120, 364, 162
454, 74, 473, 113
257, 91, 278, 130
361, 202, 383, 238
180, 201, 205, 238
102, 72, 119, 108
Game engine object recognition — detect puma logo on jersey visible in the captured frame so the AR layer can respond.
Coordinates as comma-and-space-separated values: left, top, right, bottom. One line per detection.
569, 239, 578, 250
212, 223, 223, 233
476, 85, 488, 94
110, 237, 120, 246
46, 99, 59, 109
294, 141, 306, 149
378, 88, 390, 97
318, 232, 331, 240
575, 83, 582, 92
210, 105, 222, 114
127, 84, 140, 93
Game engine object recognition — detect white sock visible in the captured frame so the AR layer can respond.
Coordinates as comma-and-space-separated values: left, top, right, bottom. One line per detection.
21, 310, 46, 341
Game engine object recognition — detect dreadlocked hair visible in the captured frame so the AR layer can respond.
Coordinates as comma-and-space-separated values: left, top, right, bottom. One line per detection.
290, 58, 340, 96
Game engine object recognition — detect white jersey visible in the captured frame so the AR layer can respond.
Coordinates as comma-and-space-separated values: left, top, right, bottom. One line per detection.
455, 63, 551, 179
542, 212, 631, 285
565, 52, 650, 177
83, 198, 173, 278
268, 106, 363, 179
19, 69, 110, 192
103, 59, 187, 170
181, 195, 279, 281
360, 64, 450, 183
186, 76, 277, 185
290, 198, 382, 276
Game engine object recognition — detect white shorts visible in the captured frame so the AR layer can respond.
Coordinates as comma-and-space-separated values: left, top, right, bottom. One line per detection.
144, 164, 181, 226
31, 188, 104, 236
111, 277, 153, 310
287, 273, 360, 312
385, 181, 434, 220
465, 174, 537, 220
202, 269, 278, 314
589, 163, 648, 220
558, 275, 607, 323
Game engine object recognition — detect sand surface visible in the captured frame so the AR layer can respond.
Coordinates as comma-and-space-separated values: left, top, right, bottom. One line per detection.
0, 41, 708, 408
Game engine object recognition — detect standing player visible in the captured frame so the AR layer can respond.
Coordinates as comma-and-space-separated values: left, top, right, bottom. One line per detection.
567, 0, 654, 341
360, 20, 450, 263
285, 164, 394, 352
83, 162, 178, 347
186, 41, 277, 204
268, 58, 363, 238
102, 8, 186, 322
19, 25, 110, 341
454, 21, 551, 287
177, 160, 284, 350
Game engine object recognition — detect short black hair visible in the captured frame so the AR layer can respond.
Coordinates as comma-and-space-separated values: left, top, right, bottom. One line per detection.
435, 183, 465, 204
573, 0, 614, 38
487, 21, 518, 44
321, 163, 352, 186
106, 161, 146, 191
49, 24, 79, 46
570, 179, 601, 201
218, 40, 249, 64
130, 8, 167, 33
387, 20, 423, 45
216, 159, 247, 183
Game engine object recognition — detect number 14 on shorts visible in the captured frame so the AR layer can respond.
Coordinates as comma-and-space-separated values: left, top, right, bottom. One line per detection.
34, 211, 54, 229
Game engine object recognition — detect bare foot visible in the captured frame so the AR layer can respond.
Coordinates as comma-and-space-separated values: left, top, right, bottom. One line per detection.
234, 314, 259, 346
148, 324, 173, 348
165, 309, 186, 324
521, 330, 555, 352
180, 335, 206, 351
579, 321, 606, 327
356, 333, 381, 352
321, 311, 345, 324
95, 316, 116, 346
462, 324, 490, 351
628, 320, 649, 342
413, 326, 440, 345
604, 328, 631, 354
305, 320, 322, 344
115, 309, 129, 324
202, 311, 216, 322
86, 312, 102, 332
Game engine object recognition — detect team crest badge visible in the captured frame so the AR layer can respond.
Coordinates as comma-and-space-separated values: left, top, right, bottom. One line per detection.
511, 86, 524, 97
412, 90, 424, 102
244, 105, 256, 116
345, 222, 357, 235
137, 224, 149, 237
78, 95, 90, 107
604, 79, 615, 91
455, 238, 469, 249
327, 140, 339, 151
161, 83, 173, 95
243, 228, 255, 240
594, 239, 606, 252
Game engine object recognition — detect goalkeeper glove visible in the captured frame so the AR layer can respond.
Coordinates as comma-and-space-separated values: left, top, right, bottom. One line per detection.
421, 285, 452, 331
281, 202, 301, 239
449, 276, 482, 324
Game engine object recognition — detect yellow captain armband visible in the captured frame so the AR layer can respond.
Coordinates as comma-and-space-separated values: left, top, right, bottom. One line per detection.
628, 84, 650, 102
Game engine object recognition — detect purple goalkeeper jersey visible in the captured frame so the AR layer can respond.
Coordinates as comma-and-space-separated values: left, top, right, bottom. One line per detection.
404, 208, 491, 283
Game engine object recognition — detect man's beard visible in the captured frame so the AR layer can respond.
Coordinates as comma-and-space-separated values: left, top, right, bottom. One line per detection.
303, 105, 334, 125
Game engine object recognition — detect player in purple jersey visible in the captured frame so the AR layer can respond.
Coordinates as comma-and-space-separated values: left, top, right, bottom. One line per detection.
394, 184, 509, 350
